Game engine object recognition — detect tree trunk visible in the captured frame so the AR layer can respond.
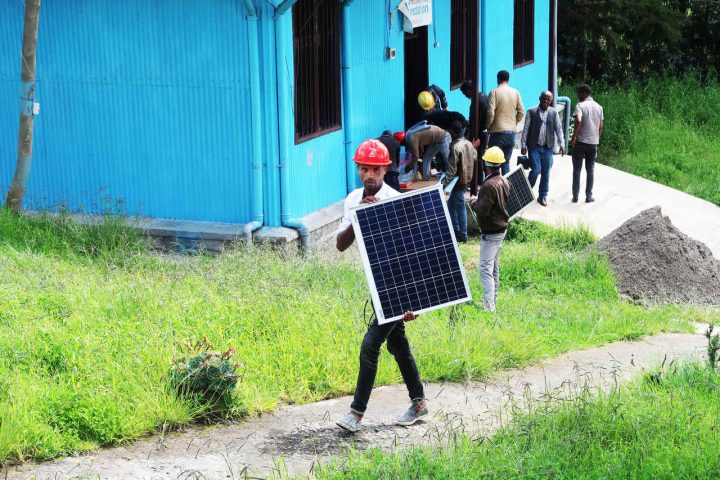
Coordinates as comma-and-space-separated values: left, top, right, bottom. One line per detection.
5, 0, 41, 214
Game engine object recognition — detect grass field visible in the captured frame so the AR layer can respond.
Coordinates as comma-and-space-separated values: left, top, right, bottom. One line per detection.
316, 361, 720, 479
0, 211, 714, 463
571, 75, 720, 206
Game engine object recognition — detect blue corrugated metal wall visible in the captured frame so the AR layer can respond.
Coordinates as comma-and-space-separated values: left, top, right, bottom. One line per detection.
0, 2, 23, 196
483, 0, 551, 109
2, 0, 551, 227
1, 0, 256, 223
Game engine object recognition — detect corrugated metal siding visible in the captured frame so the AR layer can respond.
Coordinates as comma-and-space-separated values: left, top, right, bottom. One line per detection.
1, 0, 256, 223
278, 4, 347, 220
0, 1, 23, 196
483, 0, 550, 108
347, 0, 405, 140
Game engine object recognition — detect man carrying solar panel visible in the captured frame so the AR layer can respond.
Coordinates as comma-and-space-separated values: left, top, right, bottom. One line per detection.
471, 146, 510, 312
335, 139, 428, 433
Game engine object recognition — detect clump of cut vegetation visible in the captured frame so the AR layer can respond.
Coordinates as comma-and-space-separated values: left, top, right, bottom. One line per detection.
569, 75, 720, 206
169, 338, 241, 420
315, 361, 720, 479
0, 211, 714, 463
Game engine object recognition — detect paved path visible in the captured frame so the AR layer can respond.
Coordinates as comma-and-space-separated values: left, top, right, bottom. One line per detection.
517, 156, 720, 258
6, 327, 707, 479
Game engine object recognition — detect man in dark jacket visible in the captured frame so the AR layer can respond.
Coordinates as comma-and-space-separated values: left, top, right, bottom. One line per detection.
418, 84, 448, 112
461, 81, 489, 192
471, 146, 510, 312
425, 110, 468, 137
520, 91, 565, 206
460, 81, 488, 147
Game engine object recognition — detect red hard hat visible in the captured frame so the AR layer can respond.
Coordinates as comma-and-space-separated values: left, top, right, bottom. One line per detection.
393, 131, 406, 144
353, 139, 391, 166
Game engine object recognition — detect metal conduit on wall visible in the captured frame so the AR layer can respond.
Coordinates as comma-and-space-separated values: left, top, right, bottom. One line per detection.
341, 0, 356, 194
274, 0, 309, 250
241, 0, 265, 243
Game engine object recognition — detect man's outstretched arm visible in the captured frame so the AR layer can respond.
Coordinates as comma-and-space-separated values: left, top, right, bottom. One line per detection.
336, 225, 355, 252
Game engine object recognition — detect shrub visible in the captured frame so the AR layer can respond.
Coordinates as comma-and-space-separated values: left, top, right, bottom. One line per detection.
169, 338, 240, 418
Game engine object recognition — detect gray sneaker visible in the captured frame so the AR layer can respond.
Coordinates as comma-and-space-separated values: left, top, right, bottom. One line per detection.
336, 412, 362, 432
396, 402, 429, 426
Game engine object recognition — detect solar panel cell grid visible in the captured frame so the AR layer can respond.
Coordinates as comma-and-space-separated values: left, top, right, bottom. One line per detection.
504, 167, 535, 218
352, 185, 472, 323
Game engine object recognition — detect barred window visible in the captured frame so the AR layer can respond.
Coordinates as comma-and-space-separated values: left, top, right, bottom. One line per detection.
513, 0, 534, 67
292, 0, 342, 143
450, 0, 473, 88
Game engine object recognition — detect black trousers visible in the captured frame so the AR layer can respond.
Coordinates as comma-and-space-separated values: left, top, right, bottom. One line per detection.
572, 142, 598, 198
350, 318, 425, 414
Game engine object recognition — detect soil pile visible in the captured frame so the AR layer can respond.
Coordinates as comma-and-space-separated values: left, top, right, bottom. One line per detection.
596, 206, 720, 305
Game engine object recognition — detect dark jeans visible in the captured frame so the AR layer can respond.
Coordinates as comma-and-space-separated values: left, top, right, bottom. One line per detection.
572, 142, 598, 198
351, 318, 425, 415
448, 187, 467, 240
528, 146, 554, 198
489, 131, 515, 175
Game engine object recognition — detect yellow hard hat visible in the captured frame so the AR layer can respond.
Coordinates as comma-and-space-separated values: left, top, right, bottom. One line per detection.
482, 146, 506, 165
418, 90, 436, 110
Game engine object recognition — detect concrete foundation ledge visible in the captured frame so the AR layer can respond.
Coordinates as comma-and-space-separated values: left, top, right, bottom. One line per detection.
25, 199, 346, 254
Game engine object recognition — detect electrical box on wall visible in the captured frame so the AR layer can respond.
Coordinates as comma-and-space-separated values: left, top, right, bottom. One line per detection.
385, 47, 396, 60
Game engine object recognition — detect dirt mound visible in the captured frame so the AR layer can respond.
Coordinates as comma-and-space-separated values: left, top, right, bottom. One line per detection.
596, 206, 720, 306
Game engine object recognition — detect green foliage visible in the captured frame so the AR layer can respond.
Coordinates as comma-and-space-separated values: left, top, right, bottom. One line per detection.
316, 362, 720, 479
558, 0, 720, 83
506, 217, 596, 251
0, 209, 146, 264
169, 338, 240, 418
565, 76, 720, 206
0, 214, 714, 463
706, 325, 720, 371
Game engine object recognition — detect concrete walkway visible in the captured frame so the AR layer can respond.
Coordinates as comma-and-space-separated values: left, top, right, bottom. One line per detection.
6, 327, 707, 479
517, 156, 720, 258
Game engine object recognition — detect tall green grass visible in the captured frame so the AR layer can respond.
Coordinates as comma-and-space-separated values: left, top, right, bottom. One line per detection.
571, 75, 720, 205
316, 362, 720, 479
0, 211, 714, 463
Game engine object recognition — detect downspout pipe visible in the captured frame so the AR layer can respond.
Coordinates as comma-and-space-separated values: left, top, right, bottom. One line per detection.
274, 0, 310, 250
341, 0, 356, 193
275, 0, 297, 17
240, 0, 264, 244
557, 96, 571, 154
480, 0, 487, 93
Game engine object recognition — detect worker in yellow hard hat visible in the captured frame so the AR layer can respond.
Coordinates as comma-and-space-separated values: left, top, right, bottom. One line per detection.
417, 84, 447, 113
471, 146, 510, 312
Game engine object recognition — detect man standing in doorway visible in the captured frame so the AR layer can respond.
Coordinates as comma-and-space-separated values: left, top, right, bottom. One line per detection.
471, 147, 510, 312
570, 84, 604, 203
460, 80, 489, 150
520, 91, 565, 206
335, 139, 428, 433
487, 70, 525, 175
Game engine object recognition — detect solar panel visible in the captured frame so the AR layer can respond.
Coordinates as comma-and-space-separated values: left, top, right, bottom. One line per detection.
503, 167, 535, 218
350, 184, 472, 324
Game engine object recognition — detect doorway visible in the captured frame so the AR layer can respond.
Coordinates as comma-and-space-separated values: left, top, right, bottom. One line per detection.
404, 26, 429, 130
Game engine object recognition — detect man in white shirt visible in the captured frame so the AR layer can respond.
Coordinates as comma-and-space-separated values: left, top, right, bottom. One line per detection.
335, 139, 428, 433
570, 84, 604, 203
